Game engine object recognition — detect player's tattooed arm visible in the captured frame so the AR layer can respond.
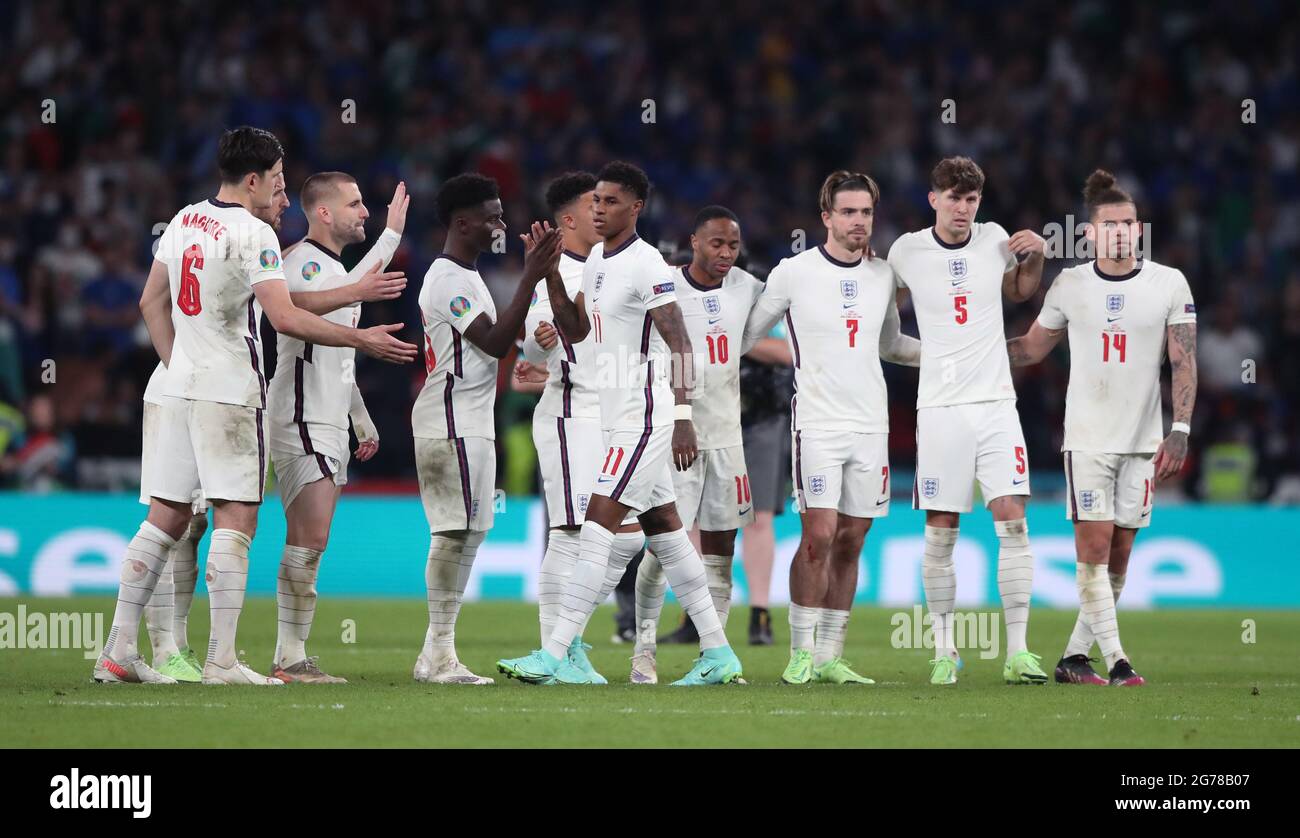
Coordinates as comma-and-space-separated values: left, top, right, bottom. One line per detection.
1155, 322, 1198, 480
649, 301, 699, 470
139, 258, 175, 366
1002, 229, 1047, 302
878, 293, 921, 367
1005, 321, 1065, 367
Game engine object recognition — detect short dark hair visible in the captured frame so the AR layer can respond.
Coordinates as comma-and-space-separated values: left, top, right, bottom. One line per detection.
545, 172, 597, 217
1083, 169, 1136, 218
300, 172, 357, 212
436, 173, 500, 225
217, 126, 284, 184
596, 161, 650, 202
930, 156, 985, 195
693, 205, 740, 231
819, 170, 880, 214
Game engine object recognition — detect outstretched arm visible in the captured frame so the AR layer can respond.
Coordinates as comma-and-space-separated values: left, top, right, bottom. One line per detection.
1007, 320, 1065, 367
649, 301, 698, 471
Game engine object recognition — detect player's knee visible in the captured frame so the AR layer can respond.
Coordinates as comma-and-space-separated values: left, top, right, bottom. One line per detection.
831, 527, 866, 558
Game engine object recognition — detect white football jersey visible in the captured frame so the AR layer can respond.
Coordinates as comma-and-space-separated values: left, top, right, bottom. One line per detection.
154, 198, 284, 407
266, 229, 401, 458
888, 223, 1019, 408
742, 245, 896, 434
1038, 259, 1196, 454
524, 250, 600, 420
411, 254, 500, 440
673, 264, 764, 449
581, 235, 676, 433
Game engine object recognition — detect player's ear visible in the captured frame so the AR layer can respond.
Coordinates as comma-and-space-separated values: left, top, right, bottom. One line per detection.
927, 191, 938, 211
1083, 220, 1096, 243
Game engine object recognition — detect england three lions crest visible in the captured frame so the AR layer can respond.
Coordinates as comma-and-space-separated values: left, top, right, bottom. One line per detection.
840, 279, 858, 300
1106, 294, 1124, 313
948, 258, 967, 279
593, 272, 605, 294
704, 295, 721, 315
921, 478, 939, 498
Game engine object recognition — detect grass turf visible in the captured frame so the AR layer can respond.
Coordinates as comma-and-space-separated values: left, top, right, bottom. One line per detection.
2, 597, 1297, 748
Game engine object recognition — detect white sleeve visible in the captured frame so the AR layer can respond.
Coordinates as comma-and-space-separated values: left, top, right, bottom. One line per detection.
639, 258, 678, 311
522, 286, 554, 365
344, 228, 402, 283
1036, 275, 1069, 330
742, 263, 791, 355
1166, 270, 1197, 326
433, 274, 491, 335
244, 224, 286, 286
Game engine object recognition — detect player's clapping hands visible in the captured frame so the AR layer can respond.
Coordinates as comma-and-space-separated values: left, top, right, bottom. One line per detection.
519, 221, 561, 281
385, 181, 410, 234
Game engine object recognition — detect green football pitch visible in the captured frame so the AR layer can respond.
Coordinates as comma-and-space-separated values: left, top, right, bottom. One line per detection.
2, 597, 1297, 748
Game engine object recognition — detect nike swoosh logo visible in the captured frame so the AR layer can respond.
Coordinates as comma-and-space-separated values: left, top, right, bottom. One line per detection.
950, 279, 965, 286
1012, 478, 1027, 485
738, 506, 752, 516
842, 302, 856, 309
597, 476, 614, 484
876, 498, 888, 506
1140, 509, 1151, 517
1107, 316, 1121, 322
708, 318, 722, 325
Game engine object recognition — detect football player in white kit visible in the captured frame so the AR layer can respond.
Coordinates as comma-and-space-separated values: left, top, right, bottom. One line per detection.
521, 172, 646, 678
742, 171, 921, 686
630, 206, 765, 684
886, 156, 1048, 686
1007, 170, 1197, 687
265, 174, 410, 683
97, 126, 418, 685
498, 161, 745, 686
138, 181, 291, 684
411, 173, 562, 685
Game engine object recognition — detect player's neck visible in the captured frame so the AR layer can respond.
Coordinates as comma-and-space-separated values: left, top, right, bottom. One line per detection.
214, 184, 254, 212
603, 226, 637, 254
686, 261, 722, 288
306, 226, 345, 259
822, 237, 864, 264
1096, 255, 1139, 276
561, 231, 592, 259
442, 236, 479, 267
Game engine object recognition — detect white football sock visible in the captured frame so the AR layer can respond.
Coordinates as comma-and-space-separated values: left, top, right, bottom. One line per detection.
813, 607, 850, 667
788, 602, 820, 654
205, 528, 252, 670
105, 521, 175, 661
646, 529, 726, 651
144, 554, 178, 664
546, 521, 614, 659
170, 516, 204, 650
584, 530, 643, 637
1077, 562, 1126, 670
922, 525, 959, 659
1065, 571, 1126, 657
275, 544, 323, 667
995, 519, 1034, 656
538, 528, 580, 647
633, 548, 666, 653
421, 532, 473, 661
702, 553, 734, 628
